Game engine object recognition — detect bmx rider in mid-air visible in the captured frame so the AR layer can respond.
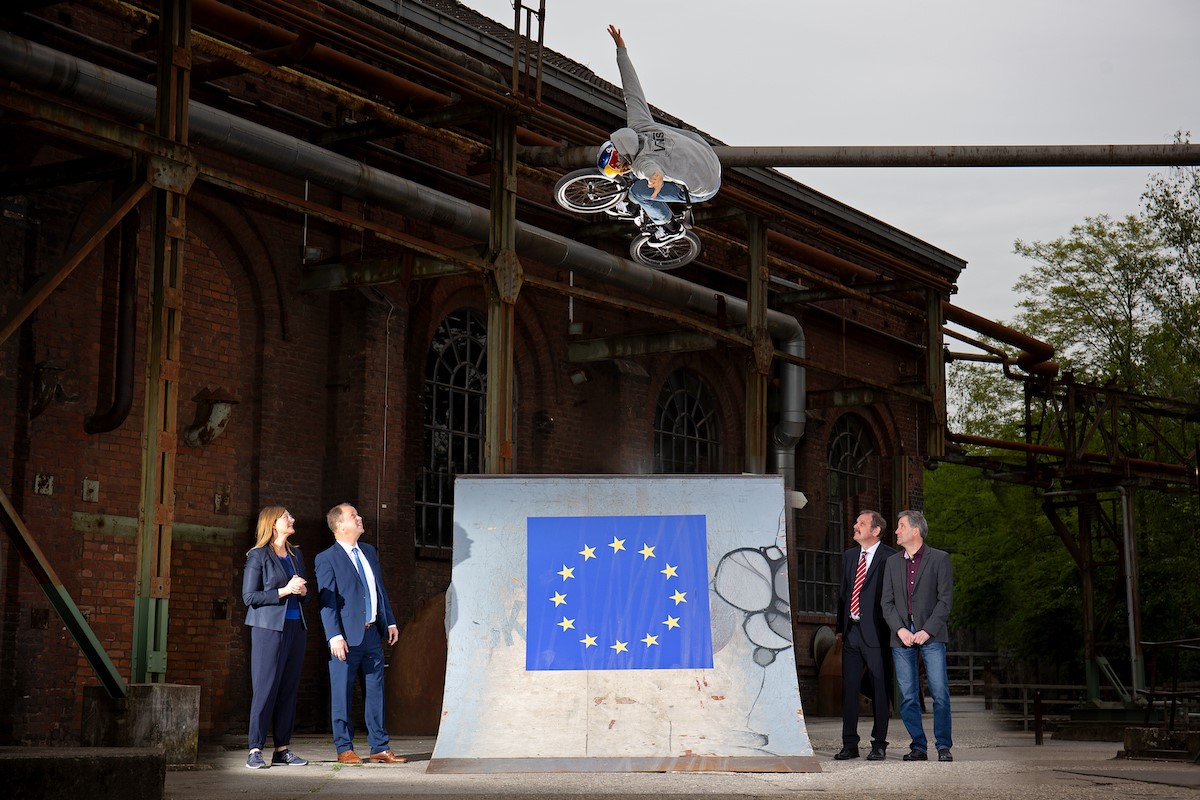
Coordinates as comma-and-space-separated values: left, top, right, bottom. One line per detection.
598, 24, 722, 246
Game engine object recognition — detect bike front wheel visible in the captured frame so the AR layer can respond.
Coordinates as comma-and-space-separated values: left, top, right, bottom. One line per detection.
629, 230, 702, 270
554, 169, 627, 213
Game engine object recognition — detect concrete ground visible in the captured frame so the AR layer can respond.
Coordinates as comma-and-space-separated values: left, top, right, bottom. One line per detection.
166, 697, 1199, 800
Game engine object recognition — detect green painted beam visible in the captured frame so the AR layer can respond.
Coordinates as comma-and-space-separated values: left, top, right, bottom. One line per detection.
0, 488, 127, 698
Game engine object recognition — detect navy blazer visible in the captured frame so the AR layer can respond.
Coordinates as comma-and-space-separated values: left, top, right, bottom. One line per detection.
835, 542, 897, 649
314, 540, 396, 647
881, 544, 954, 647
241, 545, 308, 631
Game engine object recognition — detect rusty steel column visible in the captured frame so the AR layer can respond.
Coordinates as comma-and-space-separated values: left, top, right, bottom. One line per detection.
485, 112, 520, 475
132, 0, 194, 684
926, 289, 946, 458
744, 215, 769, 475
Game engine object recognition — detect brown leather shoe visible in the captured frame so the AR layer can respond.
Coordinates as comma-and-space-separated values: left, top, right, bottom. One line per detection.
368, 749, 407, 763
336, 750, 362, 764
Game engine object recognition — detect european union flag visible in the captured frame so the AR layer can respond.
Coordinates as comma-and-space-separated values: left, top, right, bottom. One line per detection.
526, 515, 713, 671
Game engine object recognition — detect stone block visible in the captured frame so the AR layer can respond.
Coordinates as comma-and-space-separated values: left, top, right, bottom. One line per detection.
82, 684, 200, 766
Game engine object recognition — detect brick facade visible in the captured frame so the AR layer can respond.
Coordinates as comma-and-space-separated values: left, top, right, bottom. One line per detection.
0, 2, 960, 745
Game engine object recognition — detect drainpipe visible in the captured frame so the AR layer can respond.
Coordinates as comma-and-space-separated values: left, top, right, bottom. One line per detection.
0, 32, 808, 486
84, 202, 138, 433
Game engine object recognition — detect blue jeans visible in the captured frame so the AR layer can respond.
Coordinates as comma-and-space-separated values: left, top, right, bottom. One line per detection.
628, 179, 716, 224
891, 637, 953, 753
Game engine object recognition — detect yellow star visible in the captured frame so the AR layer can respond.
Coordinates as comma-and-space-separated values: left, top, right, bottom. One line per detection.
641, 633, 659, 647
550, 592, 567, 607
663, 615, 680, 629
608, 536, 626, 554
610, 640, 628, 653
579, 544, 597, 560
557, 616, 575, 631
557, 565, 574, 581
660, 563, 679, 579
638, 544, 656, 560
580, 633, 597, 648
670, 590, 687, 605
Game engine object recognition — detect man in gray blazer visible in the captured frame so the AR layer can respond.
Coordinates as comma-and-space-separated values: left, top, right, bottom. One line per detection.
881, 509, 954, 762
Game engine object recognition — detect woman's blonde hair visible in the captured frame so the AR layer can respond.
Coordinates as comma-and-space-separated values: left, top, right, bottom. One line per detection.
248, 505, 296, 556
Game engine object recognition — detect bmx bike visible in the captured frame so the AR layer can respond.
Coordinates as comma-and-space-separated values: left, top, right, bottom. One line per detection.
553, 168, 702, 270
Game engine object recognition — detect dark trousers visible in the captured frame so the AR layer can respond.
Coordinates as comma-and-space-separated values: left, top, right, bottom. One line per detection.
841, 622, 891, 748
248, 619, 306, 750
328, 623, 389, 755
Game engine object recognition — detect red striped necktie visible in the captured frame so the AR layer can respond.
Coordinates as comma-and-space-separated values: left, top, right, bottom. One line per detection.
849, 550, 867, 618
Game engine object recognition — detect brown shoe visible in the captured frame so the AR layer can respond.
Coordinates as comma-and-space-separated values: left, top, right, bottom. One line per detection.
368, 749, 407, 764
336, 750, 362, 764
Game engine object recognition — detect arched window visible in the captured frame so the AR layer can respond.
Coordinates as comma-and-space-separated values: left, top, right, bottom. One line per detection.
653, 369, 721, 474
415, 310, 487, 550
797, 414, 881, 613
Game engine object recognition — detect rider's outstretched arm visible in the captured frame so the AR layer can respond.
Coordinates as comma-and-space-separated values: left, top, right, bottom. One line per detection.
608, 25, 653, 129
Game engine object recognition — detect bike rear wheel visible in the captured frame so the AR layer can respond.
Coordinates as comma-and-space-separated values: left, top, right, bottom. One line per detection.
554, 169, 626, 213
629, 230, 702, 269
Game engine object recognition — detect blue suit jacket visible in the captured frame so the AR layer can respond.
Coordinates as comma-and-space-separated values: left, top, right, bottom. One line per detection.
314, 540, 396, 647
241, 546, 308, 631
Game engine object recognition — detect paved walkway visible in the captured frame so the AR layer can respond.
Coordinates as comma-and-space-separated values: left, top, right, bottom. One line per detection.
167, 698, 1198, 799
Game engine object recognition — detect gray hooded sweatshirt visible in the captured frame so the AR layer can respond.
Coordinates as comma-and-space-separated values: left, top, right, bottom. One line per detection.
612, 47, 722, 198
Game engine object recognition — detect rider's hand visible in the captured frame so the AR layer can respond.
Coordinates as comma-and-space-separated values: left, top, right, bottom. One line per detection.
648, 171, 664, 200
607, 25, 624, 48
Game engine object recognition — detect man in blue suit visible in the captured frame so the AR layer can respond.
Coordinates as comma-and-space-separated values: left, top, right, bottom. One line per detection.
314, 503, 406, 764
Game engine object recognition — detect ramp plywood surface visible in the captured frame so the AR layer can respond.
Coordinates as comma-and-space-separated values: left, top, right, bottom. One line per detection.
431, 475, 817, 773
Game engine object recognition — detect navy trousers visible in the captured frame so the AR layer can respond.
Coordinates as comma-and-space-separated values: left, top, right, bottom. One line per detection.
248, 618, 305, 750
328, 624, 390, 755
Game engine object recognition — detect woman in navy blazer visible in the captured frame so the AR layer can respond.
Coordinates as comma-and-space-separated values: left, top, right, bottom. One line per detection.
241, 506, 309, 769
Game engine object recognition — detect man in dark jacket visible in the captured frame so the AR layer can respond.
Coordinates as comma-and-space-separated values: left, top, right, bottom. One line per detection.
882, 509, 955, 762
834, 510, 897, 761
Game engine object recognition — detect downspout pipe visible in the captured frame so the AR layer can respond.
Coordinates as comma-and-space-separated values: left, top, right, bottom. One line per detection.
84, 203, 138, 433
0, 32, 807, 486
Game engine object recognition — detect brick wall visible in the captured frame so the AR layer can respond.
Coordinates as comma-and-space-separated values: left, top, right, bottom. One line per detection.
0, 10, 940, 744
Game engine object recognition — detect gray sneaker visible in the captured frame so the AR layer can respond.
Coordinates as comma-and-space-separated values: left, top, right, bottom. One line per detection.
246, 750, 268, 769
271, 749, 308, 766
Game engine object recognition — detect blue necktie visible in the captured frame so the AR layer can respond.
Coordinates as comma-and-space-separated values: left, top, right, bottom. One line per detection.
351, 547, 371, 624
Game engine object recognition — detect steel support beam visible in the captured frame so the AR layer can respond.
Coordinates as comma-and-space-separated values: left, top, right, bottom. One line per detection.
745, 215, 770, 475
485, 112, 520, 475
0, 488, 127, 698
0, 179, 150, 347
926, 289, 946, 458
519, 143, 1200, 170
567, 331, 719, 363
132, 0, 192, 684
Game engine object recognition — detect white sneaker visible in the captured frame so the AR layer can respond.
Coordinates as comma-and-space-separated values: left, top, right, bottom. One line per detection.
646, 221, 686, 248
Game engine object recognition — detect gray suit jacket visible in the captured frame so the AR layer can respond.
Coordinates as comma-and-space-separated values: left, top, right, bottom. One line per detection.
880, 544, 954, 647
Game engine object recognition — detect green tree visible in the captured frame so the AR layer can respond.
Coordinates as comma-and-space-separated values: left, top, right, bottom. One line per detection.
1012, 214, 1167, 387
936, 142, 1200, 684
1141, 132, 1200, 394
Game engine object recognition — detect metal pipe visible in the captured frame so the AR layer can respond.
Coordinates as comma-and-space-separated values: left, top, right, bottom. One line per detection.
520, 143, 1200, 170
944, 302, 1058, 376
0, 32, 809, 477
1116, 486, 1143, 693
84, 200, 139, 433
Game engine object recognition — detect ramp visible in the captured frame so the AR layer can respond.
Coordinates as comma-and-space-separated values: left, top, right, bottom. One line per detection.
429, 474, 819, 773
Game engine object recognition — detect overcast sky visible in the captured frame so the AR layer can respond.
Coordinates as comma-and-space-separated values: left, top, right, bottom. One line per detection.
459, 0, 1199, 324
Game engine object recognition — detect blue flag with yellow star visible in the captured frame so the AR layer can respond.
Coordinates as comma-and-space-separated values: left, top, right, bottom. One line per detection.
526, 514, 713, 671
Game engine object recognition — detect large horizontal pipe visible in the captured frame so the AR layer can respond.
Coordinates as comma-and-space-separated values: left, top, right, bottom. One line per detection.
520, 143, 1200, 170
944, 302, 1057, 377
